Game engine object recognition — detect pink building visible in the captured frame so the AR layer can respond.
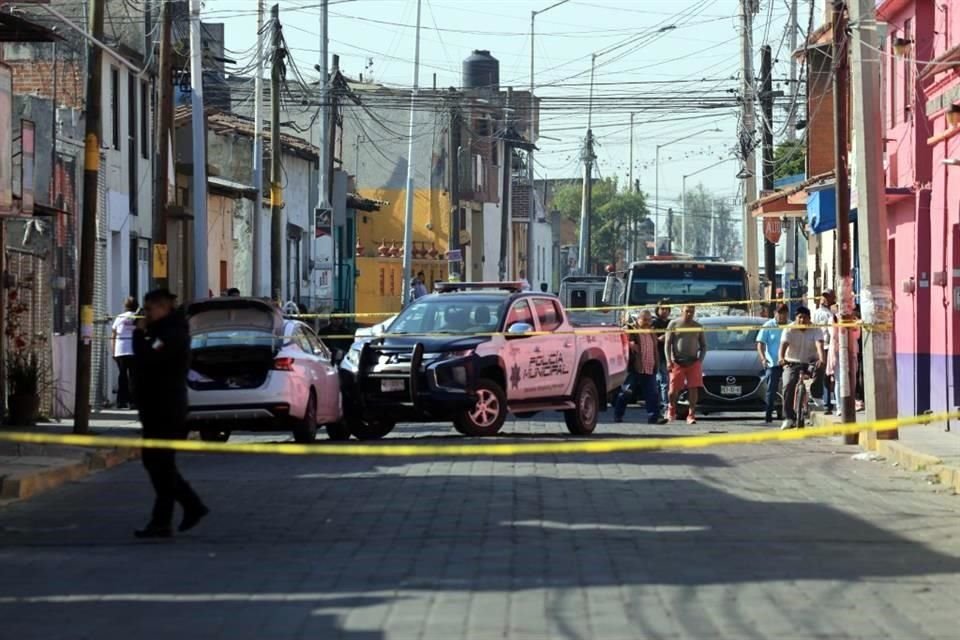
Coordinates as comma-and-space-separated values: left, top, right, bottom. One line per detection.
882, 0, 960, 415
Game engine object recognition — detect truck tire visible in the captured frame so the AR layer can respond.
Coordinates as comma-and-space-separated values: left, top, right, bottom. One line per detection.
565, 375, 600, 435
347, 417, 396, 440
454, 378, 507, 437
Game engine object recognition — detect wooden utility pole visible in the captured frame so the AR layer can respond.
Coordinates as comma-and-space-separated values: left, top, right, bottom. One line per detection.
252, 0, 265, 296
832, 1, 857, 437
73, 0, 105, 434
448, 94, 461, 280
269, 4, 284, 301
153, 0, 172, 290
499, 87, 513, 282
760, 44, 777, 307
740, 0, 760, 296
849, 0, 897, 440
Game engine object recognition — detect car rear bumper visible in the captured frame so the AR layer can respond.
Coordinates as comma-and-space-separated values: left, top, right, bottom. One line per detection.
187, 402, 301, 430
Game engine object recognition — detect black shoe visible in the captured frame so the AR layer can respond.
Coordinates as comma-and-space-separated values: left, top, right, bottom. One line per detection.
764, 414, 773, 424
613, 416, 624, 423
649, 416, 668, 425
134, 524, 173, 539
179, 505, 210, 532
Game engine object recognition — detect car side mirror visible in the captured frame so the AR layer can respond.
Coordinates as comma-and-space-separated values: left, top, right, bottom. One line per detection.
332, 349, 344, 364
506, 322, 533, 337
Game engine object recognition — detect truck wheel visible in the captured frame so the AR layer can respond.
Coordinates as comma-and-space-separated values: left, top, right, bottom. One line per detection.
293, 393, 319, 443
347, 417, 396, 440
325, 422, 351, 441
565, 376, 600, 435
454, 378, 507, 437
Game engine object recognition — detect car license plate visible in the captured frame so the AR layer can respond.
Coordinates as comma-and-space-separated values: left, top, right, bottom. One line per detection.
381, 379, 405, 393
720, 385, 741, 396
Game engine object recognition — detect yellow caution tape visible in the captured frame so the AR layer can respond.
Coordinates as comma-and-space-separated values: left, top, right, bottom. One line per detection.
0, 412, 950, 457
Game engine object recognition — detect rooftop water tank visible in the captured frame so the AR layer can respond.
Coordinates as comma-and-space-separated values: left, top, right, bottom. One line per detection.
463, 50, 499, 92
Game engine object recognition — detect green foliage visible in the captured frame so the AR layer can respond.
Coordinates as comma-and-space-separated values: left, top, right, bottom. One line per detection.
774, 140, 805, 179
667, 183, 742, 261
552, 178, 650, 270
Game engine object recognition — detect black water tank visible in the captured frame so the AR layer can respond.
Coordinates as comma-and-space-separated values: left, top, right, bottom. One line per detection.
463, 50, 499, 91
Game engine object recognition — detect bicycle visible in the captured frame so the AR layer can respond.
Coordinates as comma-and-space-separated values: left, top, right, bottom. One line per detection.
792, 362, 819, 428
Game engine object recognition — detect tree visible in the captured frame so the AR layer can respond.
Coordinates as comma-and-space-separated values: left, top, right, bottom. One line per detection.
552, 177, 650, 271
774, 140, 805, 179
672, 183, 742, 261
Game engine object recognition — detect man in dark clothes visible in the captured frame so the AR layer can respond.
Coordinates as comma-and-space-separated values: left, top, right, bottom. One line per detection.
132, 289, 208, 539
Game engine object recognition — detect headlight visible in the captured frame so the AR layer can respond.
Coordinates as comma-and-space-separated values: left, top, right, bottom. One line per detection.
439, 349, 474, 360
344, 346, 361, 366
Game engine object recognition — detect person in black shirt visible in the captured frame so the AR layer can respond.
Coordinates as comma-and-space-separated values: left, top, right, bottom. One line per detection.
131, 289, 208, 539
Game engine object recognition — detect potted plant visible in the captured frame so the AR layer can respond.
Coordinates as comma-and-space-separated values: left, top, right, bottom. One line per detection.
5, 287, 46, 426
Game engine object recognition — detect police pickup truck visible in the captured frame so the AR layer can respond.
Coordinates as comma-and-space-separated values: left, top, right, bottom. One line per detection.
339, 282, 629, 439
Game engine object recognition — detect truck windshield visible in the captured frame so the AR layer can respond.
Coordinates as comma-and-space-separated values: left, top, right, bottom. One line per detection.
704, 326, 760, 351
387, 298, 506, 335
627, 263, 748, 306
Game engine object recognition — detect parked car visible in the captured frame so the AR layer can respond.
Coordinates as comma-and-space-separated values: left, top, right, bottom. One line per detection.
186, 297, 346, 443
672, 315, 781, 418
339, 282, 629, 439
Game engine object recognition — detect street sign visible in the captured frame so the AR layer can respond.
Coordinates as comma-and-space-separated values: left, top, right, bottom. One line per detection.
763, 218, 782, 243
315, 207, 332, 238
446, 249, 462, 262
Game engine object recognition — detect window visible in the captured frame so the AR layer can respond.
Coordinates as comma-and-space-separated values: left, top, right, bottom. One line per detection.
505, 299, 534, 328
140, 81, 149, 160
110, 67, 119, 150
533, 298, 562, 332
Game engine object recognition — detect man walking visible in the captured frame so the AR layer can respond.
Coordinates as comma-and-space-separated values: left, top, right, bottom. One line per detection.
132, 289, 208, 539
111, 296, 138, 409
812, 289, 836, 413
614, 310, 668, 424
777, 306, 826, 430
410, 272, 429, 300
652, 301, 671, 408
756, 303, 789, 424
665, 304, 707, 424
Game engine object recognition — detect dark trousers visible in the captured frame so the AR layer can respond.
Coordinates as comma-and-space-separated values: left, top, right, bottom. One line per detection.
614, 372, 660, 420
763, 365, 783, 418
115, 356, 135, 408
782, 363, 804, 421
141, 418, 204, 527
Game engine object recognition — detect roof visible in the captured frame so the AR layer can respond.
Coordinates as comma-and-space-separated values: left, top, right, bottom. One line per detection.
0, 11, 61, 43
208, 176, 257, 198
174, 106, 320, 161
347, 193, 385, 212
749, 171, 835, 216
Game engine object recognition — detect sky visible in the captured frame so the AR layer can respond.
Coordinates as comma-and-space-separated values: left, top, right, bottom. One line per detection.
201, 0, 826, 213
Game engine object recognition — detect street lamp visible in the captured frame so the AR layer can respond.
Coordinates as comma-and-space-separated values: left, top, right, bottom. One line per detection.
680, 156, 736, 254
654, 128, 721, 255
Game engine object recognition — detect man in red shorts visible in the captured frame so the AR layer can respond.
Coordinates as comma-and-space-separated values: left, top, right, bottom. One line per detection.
665, 304, 707, 424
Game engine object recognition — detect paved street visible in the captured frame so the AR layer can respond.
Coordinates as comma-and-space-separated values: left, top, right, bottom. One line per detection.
2, 412, 960, 640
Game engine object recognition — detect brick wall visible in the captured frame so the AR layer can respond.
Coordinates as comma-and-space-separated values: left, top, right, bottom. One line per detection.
512, 180, 531, 219
7, 60, 84, 109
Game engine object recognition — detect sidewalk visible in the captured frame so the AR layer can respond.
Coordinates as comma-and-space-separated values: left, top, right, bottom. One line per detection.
814, 412, 960, 493
0, 410, 141, 503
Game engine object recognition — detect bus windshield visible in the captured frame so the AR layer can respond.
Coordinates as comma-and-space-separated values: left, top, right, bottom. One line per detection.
626, 263, 748, 306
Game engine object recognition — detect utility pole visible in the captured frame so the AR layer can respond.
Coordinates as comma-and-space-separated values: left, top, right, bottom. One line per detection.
832, 1, 856, 435
318, 0, 330, 207
577, 129, 594, 273
270, 4, 285, 301
448, 95, 461, 281
710, 199, 716, 256
740, 0, 760, 296
849, 0, 897, 440
252, 0, 265, 296
189, 0, 208, 299
153, 0, 172, 290
761, 44, 776, 306
499, 88, 514, 282
73, 0, 105, 434
400, 0, 423, 306
666, 207, 674, 254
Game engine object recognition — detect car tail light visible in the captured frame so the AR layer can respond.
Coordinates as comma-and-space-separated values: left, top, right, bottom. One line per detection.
273, 357, 295, 371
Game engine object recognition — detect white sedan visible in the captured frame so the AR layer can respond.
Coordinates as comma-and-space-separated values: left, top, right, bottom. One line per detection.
186, 297, 346, 442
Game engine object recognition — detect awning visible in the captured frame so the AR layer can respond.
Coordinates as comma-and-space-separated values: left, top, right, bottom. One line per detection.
750, 171, 834, 218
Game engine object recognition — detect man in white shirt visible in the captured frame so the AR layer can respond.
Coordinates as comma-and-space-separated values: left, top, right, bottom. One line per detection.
812, 289, 836, 412
778, 306, 826, 430
111, 296, 139, 409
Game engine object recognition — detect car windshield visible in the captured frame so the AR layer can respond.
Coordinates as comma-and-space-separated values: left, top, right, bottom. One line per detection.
191, 330, 277, 349
704, 325, 760, 351
387, 298, 506, 335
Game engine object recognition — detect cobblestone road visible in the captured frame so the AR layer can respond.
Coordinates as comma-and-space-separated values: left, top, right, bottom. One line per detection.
2, 413, 960, 639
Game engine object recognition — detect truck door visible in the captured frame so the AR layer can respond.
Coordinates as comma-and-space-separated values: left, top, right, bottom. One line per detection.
531, 297, 575, 397
503, 299, 538, 401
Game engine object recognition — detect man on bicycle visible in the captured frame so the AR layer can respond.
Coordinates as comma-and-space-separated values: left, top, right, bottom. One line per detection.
777, 306, 825, 430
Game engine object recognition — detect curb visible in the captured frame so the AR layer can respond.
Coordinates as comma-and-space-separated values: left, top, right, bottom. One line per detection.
0, 447, 140, 502
812, 414, 960, 493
